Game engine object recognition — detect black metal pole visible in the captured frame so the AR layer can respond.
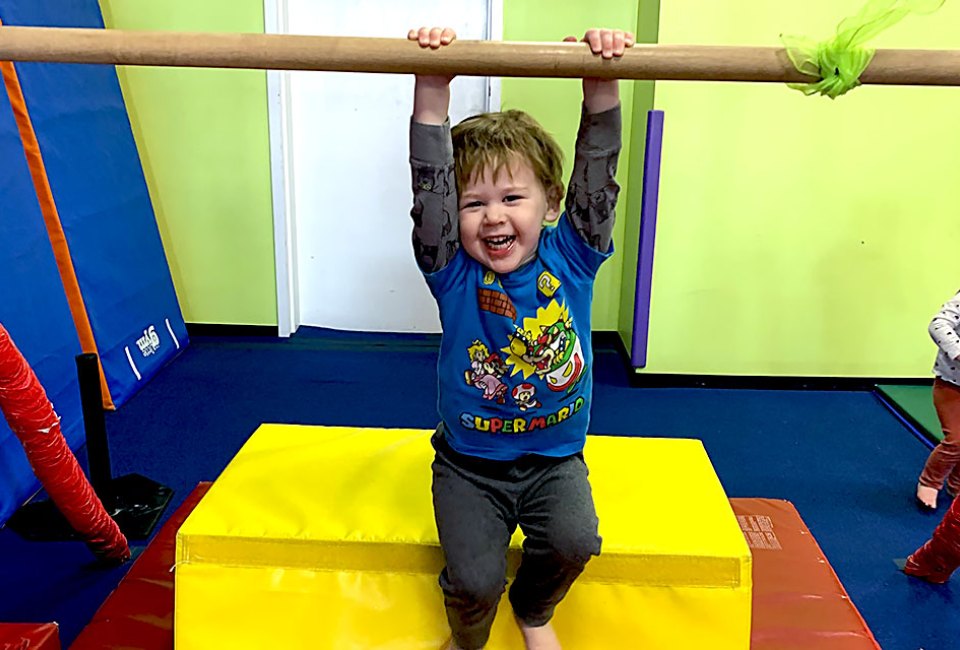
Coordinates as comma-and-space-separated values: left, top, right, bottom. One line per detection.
76, 353, 111, 495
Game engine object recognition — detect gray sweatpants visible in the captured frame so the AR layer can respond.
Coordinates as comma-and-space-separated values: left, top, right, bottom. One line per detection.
431, 427, 601, 650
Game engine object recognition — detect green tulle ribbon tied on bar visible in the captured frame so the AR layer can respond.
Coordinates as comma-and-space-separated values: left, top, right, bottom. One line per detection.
781, 0, 944, 98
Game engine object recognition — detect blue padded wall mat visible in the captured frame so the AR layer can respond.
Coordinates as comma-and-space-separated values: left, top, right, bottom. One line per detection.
0, 73, 84, 525
0, 0, 189, 407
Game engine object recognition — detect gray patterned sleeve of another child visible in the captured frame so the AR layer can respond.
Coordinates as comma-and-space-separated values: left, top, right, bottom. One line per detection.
564, 104, 622, 252
409, 119, 460, 274
930, 292, 960, 360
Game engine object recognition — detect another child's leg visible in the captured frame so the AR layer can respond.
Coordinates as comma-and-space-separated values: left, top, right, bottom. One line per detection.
942, 380, 960, 498
509, 454, 601, 648
918, 379, 960, 507
947, 463, 960, 499
432, 431, 514, 650
905, 492, 960, 583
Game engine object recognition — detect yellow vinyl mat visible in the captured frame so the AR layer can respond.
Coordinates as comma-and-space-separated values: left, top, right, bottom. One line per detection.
175, 425, 751, 649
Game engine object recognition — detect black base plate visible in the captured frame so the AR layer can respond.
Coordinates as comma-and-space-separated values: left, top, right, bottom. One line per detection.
7, 473, 173, 542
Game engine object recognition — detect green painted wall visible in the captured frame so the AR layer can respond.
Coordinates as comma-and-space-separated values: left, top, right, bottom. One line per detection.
502, 2, 641, 331
99, 0, 276, 326
643, 0, 960, 377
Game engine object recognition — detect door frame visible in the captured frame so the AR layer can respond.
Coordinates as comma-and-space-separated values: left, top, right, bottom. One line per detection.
265, 0, 502, 336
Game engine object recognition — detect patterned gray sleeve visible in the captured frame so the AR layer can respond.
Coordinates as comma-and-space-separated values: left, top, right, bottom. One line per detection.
409, 119, 460, 273
564, 104, 622, 252
929, 292, 960, 360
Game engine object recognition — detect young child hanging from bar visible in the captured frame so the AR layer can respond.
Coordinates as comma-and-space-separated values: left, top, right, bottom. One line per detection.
407, 25, 633, 650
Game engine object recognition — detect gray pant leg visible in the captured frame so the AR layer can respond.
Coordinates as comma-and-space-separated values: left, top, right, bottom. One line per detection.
432, 432, 515, 650
509, 454, 601, 627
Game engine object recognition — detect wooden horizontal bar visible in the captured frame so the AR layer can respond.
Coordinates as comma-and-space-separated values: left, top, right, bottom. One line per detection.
1, 26, 959, 85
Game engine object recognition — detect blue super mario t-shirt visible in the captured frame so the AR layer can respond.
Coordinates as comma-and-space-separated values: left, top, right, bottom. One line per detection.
424, 214, 612, 461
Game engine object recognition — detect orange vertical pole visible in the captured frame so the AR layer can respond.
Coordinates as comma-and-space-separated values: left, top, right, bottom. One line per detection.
0, 17, 114, 409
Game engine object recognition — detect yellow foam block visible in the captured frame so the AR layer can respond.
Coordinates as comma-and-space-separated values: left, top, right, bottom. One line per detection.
175, 425, 751, 649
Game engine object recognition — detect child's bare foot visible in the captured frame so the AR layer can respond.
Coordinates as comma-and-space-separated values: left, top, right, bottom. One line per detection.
516, 617, 561, 650
917, 483, 939, 510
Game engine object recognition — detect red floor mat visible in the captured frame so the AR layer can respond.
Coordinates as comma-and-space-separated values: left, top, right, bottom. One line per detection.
70, 488, 879, 649
732, 498, 880, 650
0, 622, 60, 649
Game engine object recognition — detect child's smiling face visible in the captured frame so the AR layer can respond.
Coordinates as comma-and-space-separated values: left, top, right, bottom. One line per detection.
457, 156, 561, 275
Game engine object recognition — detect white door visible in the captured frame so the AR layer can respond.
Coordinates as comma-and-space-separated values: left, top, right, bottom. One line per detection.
268, 0, 500, 335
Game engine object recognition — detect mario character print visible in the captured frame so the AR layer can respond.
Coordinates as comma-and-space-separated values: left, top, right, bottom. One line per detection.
465, 340, 509, 404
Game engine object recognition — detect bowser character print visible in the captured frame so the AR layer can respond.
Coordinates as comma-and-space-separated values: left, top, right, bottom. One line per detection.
465, 340, 508, 404
502, 300, 585, 394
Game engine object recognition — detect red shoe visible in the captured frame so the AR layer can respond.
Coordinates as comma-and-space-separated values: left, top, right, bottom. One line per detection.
904, 550, 953, 584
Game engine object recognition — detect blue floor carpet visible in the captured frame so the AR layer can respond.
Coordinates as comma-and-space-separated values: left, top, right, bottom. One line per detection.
0, 328, 955, 648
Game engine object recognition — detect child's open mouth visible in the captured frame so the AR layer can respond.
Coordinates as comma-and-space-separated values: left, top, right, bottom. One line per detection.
484, 235, 516, 252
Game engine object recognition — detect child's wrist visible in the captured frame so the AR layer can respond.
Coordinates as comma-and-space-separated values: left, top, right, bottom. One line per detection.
583, 80, 620, 114
413, 82, 451, 125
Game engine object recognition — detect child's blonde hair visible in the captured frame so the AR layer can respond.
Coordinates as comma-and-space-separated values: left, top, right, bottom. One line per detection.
451, 110, 564, 200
